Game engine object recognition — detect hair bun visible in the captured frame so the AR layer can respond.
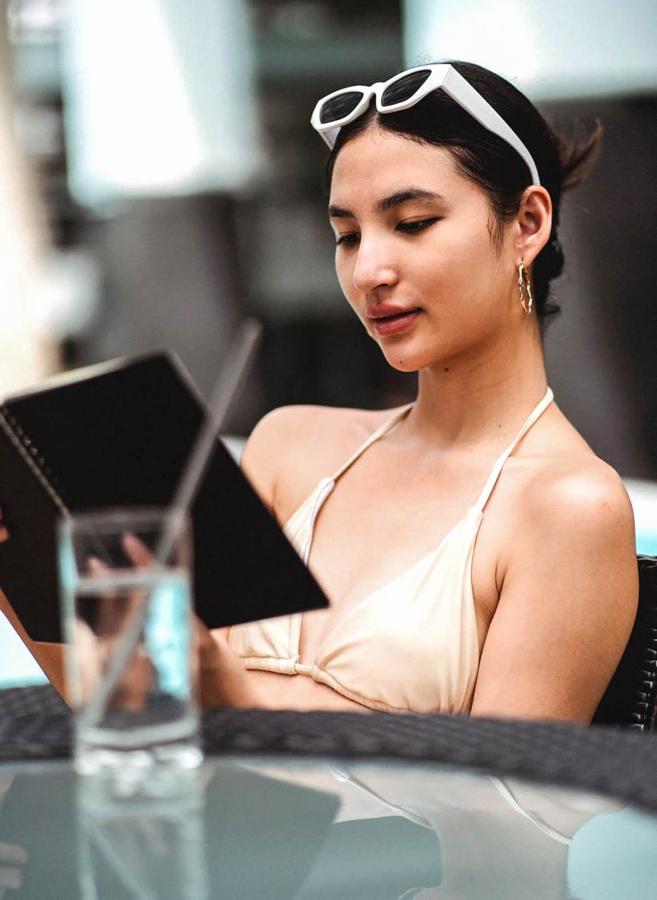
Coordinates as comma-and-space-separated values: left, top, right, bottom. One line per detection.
558, 121, 603, 193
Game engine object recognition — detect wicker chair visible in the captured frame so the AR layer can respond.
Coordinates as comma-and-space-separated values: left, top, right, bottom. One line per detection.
592, 555, 657, 730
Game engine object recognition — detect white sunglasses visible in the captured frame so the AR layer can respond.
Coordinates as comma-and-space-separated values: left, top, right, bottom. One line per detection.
310, 63, 541, 187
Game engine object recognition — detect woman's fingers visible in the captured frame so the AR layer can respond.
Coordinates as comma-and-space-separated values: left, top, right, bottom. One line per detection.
121, 532, 153, 568
85, 533, 152, 574
86, 555, 108, 576
82, 538, 155, 709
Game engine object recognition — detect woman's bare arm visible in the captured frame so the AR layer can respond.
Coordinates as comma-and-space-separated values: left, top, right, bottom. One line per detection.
470, 468, 638, 722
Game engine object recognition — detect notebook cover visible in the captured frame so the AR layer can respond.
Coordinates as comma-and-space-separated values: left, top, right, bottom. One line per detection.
0, 350, 329, 642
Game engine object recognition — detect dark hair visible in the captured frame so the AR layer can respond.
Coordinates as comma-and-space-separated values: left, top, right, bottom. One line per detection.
326, 60, 601, 323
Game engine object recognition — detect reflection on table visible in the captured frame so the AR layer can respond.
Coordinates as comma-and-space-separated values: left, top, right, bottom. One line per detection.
0, 755, 656, 899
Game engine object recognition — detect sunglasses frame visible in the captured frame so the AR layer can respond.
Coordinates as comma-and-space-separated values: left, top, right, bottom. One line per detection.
310, 63, 541, 186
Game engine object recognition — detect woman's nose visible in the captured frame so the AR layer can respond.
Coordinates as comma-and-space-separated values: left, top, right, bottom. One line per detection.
351, 239, 398, 295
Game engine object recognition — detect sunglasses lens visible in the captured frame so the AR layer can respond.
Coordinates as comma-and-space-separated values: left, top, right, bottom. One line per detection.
319, 91, 365, 124
381, 69, 431, 106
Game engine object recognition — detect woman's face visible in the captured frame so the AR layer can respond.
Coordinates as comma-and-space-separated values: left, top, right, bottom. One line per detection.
329, 126, 521, 372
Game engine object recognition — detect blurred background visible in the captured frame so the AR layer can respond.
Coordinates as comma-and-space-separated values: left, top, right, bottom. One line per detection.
0, 0, 655, 553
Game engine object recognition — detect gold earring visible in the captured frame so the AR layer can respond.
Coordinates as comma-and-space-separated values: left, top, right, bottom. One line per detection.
518, 261, 533, 315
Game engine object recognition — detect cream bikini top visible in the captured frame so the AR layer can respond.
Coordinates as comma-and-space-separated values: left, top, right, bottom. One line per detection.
228, 388, 554, 714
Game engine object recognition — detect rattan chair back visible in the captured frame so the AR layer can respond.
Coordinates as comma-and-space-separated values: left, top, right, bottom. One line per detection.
593, 555, 657, 730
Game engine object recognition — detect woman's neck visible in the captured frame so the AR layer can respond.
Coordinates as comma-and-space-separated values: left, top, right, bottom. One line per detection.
407, 326, 548, 450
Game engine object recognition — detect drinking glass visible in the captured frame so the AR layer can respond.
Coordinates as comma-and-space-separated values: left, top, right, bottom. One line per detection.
59, 507, 202, 795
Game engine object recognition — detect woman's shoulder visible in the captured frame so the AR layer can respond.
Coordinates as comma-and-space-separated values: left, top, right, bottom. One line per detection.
528, 453, 634, 539
248, 402, 386, 443
240, 403, 405, 519
503, 414, 637, 581
486, 407, 637, 594
522, 411, 634, 527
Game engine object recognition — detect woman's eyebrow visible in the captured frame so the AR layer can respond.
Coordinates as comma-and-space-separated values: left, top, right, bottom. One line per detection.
327, 204, 353, 219
379, 187, 446, 212
328, 187, 446, 219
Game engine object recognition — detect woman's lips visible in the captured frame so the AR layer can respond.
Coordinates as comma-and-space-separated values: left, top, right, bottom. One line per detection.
370, 309, 421, 336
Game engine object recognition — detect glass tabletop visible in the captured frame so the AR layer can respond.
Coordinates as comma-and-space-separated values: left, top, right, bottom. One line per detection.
1, 752, 656, 899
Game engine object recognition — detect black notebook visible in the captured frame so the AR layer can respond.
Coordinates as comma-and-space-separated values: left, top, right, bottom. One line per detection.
0, 350, 329, 643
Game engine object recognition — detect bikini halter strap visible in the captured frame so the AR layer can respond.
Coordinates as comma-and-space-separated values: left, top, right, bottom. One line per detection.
329, 403, 413, 483
326, 387, 553, 505
472, 387, 554, 514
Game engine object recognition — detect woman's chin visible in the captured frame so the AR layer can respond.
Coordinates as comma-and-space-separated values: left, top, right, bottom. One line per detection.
377, 337, 435, 373
379, 349, 424, 374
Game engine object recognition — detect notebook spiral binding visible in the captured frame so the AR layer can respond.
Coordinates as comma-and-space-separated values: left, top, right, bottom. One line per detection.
0, 405, 70, 518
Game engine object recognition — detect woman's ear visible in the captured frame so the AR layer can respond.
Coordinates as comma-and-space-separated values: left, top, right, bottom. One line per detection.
515, 186, 552, 267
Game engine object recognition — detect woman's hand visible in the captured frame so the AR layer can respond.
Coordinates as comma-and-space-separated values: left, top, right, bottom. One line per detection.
195, 620, 264, 709
121, 533, 262, 709
82, 552, 156, 712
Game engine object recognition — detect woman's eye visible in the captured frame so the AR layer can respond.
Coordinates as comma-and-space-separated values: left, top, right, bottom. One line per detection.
397, 218, 439, 234
335, 232, 359, 247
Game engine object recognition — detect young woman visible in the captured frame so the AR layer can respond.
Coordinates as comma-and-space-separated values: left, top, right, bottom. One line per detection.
1, 61, 637, 722
198, 60, 638, 723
